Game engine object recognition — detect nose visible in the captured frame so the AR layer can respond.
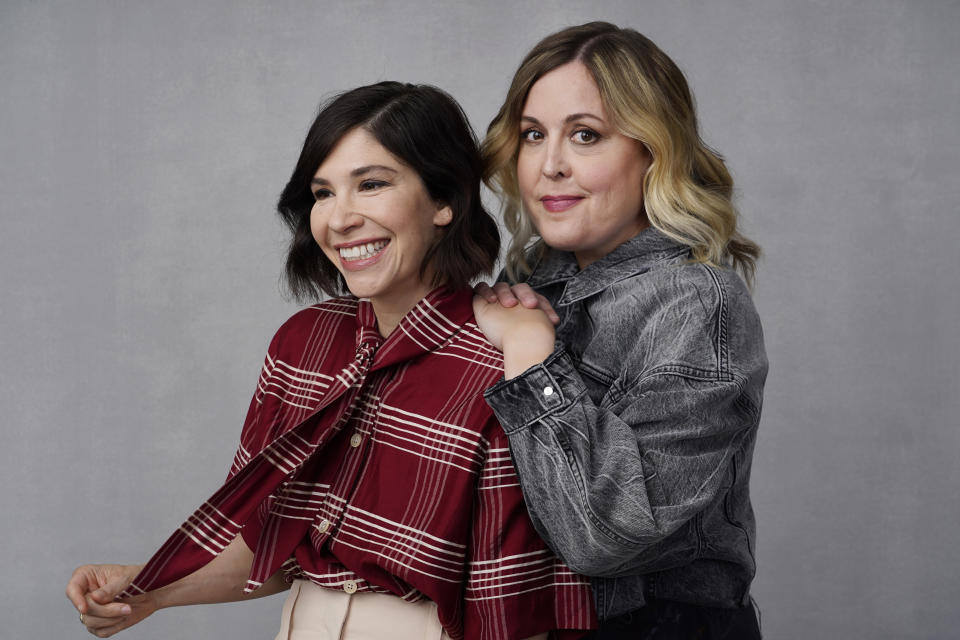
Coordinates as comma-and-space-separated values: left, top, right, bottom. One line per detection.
541, 137, 570, 179
325, 194, 364, 234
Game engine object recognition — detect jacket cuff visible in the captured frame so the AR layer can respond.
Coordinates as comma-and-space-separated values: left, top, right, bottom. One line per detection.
484, 348, 586, 434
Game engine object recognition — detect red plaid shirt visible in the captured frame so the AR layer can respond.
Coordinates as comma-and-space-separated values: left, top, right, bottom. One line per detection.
122, 287, 596, 639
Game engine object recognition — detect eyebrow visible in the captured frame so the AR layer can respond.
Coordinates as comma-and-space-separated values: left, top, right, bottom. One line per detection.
311, 164, 398, 186
520, 113, 606, 126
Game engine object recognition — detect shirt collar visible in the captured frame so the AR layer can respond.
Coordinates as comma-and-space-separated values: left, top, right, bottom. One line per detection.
526, 227, 690, 306
356, 286, 474, 371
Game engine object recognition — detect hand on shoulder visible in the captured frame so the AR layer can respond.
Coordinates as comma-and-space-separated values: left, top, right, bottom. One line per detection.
472, 284, 557, 378
473, 281, 559, 324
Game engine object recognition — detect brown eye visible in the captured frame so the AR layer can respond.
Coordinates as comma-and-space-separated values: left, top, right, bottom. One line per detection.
521, 129, 544, 142
359, 180, 388, 191
572, 128, 600, 144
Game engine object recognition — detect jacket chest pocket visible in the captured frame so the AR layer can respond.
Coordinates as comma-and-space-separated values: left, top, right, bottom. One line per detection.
576, 356, 618, 405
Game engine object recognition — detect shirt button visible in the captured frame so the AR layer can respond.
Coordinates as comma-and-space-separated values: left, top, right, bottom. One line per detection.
343, 580, 358, 594
350, 433, 362, 448
317, 519, 331, 534
543, 385, 554, 396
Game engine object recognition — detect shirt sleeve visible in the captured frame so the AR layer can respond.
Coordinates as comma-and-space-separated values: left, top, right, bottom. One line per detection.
225, 328, 285, 551
463, 419, 596, 639
483, 309, 766, 578
226, 329, 284, 481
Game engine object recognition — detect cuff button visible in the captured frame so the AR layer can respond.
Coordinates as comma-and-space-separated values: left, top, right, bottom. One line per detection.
543, 385, 554, 396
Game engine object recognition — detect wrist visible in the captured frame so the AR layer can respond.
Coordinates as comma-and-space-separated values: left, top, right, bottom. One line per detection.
149, 584, 173, 612
502, 327, 555, 379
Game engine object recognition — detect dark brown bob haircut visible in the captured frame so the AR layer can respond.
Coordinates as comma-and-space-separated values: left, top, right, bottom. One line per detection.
277, 81, 500, 301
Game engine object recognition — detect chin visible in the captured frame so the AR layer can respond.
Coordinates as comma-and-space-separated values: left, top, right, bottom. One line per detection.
539, 230, 589, 253
341, 279, 380, 300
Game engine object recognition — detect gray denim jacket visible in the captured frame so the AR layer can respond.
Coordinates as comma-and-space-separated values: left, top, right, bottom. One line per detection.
484, 227, 768, 621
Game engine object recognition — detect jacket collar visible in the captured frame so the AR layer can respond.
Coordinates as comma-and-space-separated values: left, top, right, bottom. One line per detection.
526, 227, 690, 306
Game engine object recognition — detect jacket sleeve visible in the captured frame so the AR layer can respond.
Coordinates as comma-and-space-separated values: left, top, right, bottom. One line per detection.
483, 336, 764, 578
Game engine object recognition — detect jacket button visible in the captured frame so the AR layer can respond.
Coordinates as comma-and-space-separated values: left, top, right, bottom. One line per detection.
343, 580, 358, 594
543, 385, 554, 396
350, 433, 362, 448
317, 519, 331, 534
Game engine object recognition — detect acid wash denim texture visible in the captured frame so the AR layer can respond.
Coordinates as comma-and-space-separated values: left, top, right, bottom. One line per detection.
484, 227, 768, 621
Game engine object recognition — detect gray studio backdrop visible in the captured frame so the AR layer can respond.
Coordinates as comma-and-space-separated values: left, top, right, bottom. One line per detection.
2, 1, 958, 638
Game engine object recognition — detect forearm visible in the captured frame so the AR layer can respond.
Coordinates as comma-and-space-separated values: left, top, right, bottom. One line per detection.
502, 329, 555, 379
152, 534, 289, 610
502, 410, 657, 576
487, 351, 752, 576
472, 294, 556, 378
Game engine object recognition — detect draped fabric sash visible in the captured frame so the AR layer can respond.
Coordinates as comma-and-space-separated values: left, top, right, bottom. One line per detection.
121, 329, 381, 597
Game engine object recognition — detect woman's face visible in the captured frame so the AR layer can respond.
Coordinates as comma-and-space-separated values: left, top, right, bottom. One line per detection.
310, 127, 452, 320
517, 61, 651, 268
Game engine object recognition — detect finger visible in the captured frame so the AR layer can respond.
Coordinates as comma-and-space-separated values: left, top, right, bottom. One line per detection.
91, 624, 124, 638
82, 611, 129, 631
91, 574, 132, 604
85, 595, 132, 619
511, 284, 540, 309
491, 282, 519, 307
92, 618, 134, 638
67, 567, 101, 612
473, 281, 497, 303
536, 294, 561, 324
66, 572, 92, 612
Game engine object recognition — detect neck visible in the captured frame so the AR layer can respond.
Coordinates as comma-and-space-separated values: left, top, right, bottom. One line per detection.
573, 218, 650, 269
371, 305, 405, 338
369, 281, 442, 338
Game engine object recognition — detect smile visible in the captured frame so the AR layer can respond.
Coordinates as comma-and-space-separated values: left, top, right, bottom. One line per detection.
338, 240, 389, 262
541, 196, 584, 212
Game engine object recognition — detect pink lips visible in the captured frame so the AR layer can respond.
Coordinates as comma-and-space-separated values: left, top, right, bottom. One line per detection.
541, 195, 583, 212
335, 239, 390, 272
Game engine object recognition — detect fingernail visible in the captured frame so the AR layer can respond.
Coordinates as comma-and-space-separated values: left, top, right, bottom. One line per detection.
121, 605, 132, 615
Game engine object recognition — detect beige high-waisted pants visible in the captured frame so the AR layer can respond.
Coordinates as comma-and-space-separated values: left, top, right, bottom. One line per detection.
274, 580, 452, 640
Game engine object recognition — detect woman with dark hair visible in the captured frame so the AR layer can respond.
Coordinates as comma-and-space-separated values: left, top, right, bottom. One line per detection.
67, 82, 595, 640
473, 22, 768, 639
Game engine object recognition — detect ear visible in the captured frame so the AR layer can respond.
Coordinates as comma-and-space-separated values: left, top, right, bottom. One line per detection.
433, 203, 453, 227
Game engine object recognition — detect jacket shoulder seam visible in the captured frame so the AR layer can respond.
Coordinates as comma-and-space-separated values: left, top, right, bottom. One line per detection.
697, 264, 729, 376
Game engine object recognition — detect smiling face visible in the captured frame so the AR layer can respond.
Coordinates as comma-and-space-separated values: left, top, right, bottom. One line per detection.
517, 61, 652, 268
310, 127, 452, 334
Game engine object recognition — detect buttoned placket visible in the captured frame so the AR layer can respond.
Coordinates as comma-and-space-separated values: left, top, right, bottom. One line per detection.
306, 335, 381, 555
349, 341, 376, 451
310, 384, 380, 549
244, 330, 384, 590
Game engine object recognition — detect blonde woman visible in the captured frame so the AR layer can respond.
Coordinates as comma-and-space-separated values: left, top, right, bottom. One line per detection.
473, 22, 767, 639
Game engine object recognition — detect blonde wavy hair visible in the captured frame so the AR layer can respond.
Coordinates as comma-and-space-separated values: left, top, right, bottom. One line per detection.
482, 22, 760, 284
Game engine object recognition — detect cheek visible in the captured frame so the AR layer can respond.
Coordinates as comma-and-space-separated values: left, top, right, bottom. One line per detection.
585, 161, 645, 208
309, 205, 324, 243
516, 150, 538, 200
575, 163, 613, 194
309, 207, 339, 264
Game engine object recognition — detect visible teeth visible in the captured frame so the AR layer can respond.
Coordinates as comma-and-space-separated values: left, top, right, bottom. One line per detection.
339, 241, 387, 261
